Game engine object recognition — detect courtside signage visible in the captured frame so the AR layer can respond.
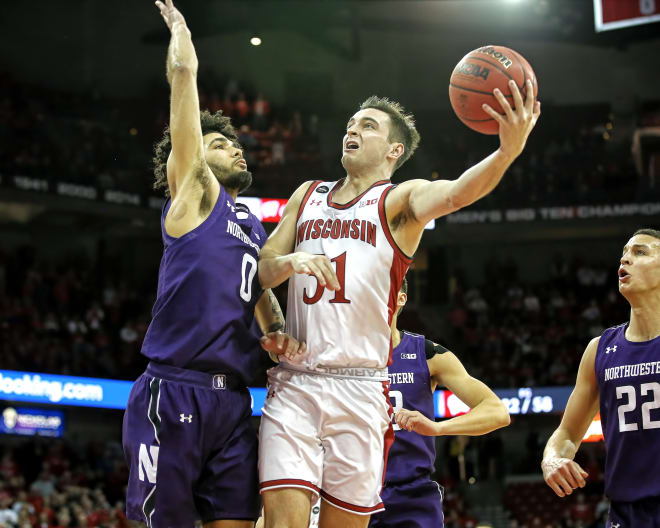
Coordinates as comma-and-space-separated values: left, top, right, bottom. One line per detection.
1, 406, 64, 437
0, 370, 131, 409
0, 371, 570, 417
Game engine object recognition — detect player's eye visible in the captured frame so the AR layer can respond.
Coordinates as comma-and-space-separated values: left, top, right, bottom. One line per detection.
364, 123, 374, 129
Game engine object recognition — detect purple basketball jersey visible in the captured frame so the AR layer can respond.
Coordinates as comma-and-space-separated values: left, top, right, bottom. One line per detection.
386, 331, 436, 485
141, 186, 266, 383
595, 323, 660, 502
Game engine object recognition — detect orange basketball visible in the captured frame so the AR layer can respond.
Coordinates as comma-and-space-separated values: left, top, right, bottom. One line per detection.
449, 45, 538, 135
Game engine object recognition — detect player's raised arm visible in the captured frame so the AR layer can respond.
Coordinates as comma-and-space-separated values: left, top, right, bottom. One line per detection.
389, 80, 541, 236
541, 337, 600, 497
258, 181, 340, 291
396, 349, 510, 436
155, 0, 206, 197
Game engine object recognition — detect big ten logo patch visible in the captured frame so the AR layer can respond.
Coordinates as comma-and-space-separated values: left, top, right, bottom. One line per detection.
359, 198, 377, 208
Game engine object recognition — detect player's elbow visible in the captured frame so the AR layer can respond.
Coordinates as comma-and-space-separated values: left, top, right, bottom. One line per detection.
168, 61, 198, 80
493, 401, 511, 429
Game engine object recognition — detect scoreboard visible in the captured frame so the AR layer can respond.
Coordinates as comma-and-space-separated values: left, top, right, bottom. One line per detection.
594, 0, 660, 32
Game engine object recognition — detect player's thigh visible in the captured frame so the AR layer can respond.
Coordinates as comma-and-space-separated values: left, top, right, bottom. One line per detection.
262, 488, 313, 528
259, 368, 324, 493
321, 378, 392, 512
196, 389, 260, 523
319, 501, 370, 528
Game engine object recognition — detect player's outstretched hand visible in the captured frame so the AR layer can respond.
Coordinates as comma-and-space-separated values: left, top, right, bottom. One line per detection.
290, 252, 340, 291
482, 79, 541, 160
395, 409, 439, 436
260, 331, 307, 362
155, 0, 187, 32
541, 456, 588, 497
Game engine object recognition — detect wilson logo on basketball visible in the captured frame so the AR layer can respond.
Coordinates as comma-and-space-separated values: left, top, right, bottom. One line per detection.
475, 46, 513, 68
297, 218, 377, 247
456, 62, 490, 81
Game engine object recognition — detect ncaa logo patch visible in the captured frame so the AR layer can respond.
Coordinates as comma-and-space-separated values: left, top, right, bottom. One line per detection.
400, 353, 416, 359
315, 185, 329, 194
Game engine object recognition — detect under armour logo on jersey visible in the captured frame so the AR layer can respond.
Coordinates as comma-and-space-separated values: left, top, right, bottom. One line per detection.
606, 345, 618, 354
179, 414, 193, 423
611, 523, 620, 528
309, 199, 322, 206
226, 200, 236, 212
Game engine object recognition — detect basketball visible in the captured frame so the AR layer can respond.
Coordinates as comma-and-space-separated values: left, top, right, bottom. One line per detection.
449, 45, 538, 135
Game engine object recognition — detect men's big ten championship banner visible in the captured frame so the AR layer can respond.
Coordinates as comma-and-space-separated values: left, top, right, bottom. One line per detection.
594, 0, 660, 32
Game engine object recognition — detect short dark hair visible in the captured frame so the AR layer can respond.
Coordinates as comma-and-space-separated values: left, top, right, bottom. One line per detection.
359, 96, 420, 172
152, 110, 239, 197
400, 275, 408, 295
633, 228, 660, 240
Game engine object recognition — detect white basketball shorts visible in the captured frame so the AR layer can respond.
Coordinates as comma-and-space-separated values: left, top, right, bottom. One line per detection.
258, 365, 394, 515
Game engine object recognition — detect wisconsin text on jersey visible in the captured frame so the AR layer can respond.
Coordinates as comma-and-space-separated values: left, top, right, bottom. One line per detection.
296, 218, 377, 247
226, 220, 260, 251
604, 360, 660, 382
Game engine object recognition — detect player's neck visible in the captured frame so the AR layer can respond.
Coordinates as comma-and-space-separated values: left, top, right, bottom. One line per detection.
626, 292, 660, 341
341, 167, 392, 195
225, 187, 239, 202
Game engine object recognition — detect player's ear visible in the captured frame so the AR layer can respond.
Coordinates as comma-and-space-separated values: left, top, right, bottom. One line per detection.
388, 142, 404, 162
397, 292, 407, 308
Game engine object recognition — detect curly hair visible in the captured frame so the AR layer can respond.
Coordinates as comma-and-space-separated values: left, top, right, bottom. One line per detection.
152, 110, 239, 197
359, 95, 421, 172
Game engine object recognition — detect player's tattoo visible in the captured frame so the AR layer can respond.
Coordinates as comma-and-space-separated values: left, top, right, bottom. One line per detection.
266, 289, 285, 333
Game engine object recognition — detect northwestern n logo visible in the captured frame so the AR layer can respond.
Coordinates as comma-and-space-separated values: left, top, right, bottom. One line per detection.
138, 444, 159, 483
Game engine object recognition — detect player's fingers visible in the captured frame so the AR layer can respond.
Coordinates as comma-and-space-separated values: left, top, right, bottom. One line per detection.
304, 262, 326, 286
481, 104, 505, 124
284, 338, 297, 360
558, 464, 578, 489
545, 477, 566, 498
523, 79, 535, 114
493, 87, 515, 120
315, 258, 340, 290
509, 80, 525, 116
555, 472, 575, 495
568, 463, 587, 488
533, 101, 541, 119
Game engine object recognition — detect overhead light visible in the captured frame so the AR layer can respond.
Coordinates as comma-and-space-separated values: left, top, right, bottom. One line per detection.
250, 36, 262, 46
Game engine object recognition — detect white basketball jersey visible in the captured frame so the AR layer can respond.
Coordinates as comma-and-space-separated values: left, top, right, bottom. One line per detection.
284, 179, 411, 369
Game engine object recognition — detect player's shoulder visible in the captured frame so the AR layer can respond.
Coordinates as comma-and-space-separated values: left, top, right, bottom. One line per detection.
595, 322, 627, 346
400, 331, 450, 360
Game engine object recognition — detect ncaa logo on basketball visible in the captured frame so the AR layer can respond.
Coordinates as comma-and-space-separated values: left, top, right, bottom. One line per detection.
212, 374, 226, 390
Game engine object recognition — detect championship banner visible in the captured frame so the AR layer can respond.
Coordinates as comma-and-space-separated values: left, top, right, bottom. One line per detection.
594, 0, 660, 32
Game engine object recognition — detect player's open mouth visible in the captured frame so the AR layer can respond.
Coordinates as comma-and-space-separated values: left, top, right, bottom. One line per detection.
618, 268, 630, 282
344, 141, 359, 151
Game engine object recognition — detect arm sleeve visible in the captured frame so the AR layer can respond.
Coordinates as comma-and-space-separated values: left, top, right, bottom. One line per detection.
425, 339, 449, 360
